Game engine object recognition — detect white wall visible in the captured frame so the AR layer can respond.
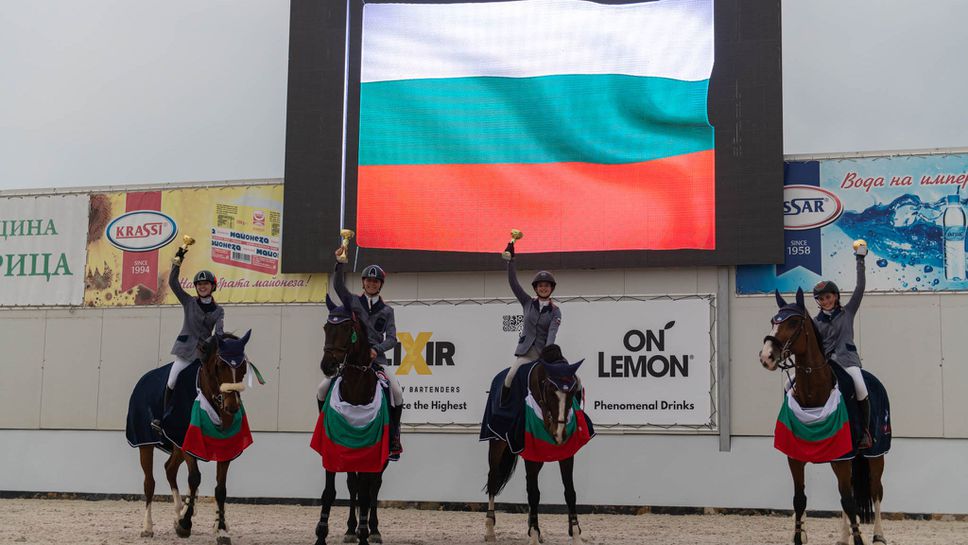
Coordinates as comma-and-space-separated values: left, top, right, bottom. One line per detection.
2, 267, 967, 512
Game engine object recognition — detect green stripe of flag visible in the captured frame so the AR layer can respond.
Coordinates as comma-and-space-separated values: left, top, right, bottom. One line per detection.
360, 74, 712, 166
525, 398, 579, 445
323, 390, 389, 449
188, 401, 245, 440
776, 397, 850, 443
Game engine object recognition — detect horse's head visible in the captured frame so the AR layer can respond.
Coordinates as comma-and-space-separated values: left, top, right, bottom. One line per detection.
200, 330, 252, 426
529, 345, 583, 445
321, 294, 370, 377
760, 288, 809, 371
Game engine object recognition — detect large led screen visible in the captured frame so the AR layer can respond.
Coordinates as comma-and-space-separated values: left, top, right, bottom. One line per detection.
283, 0, 783, 273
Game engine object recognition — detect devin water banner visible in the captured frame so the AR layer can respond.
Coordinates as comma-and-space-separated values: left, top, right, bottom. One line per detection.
0, 194, 87, 306
737, 154, 968, 293
85, 185, 327, 305
390, 297, 715, 429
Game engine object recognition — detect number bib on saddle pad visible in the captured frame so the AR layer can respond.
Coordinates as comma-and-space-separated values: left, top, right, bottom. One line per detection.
774, 387, 852, 463
521, 393, 593, 463
181, 393, 254, 462
310, 376, 390, 473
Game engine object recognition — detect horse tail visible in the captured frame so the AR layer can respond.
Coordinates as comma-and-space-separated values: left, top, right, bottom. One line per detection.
851, 455, 873, 524
484, 442, 518, 497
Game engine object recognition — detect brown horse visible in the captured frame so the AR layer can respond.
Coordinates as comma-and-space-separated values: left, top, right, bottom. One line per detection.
314, 306, 387, 545
127, 331, 252, 545
483, 350, 590, 545
760, 289, 887, 545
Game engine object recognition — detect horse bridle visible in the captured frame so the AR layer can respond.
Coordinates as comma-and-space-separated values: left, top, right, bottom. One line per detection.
763, 309, 814, 374
535, 366, 573, 426
211, 359, 245, 412
327, 315, 375, 380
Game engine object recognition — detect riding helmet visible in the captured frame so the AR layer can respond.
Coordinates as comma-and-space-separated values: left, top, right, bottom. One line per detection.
193, 270, 218, 291
812, 280, 839, 299
361, 264, 386, 283
531, 270, 557, 290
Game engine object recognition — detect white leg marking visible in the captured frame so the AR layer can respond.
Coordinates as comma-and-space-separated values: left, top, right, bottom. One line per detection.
172, 490, 183, 518
529, 527, 541, 545
141, 502, 154, 537
873, 500, 884, 540
838, 512, 851, 545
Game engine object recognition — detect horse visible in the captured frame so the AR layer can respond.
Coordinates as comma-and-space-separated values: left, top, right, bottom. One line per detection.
481, 347, 593, 545
311, 299, 390, 545
125, 331, 254, 545
760, 289, 890, 545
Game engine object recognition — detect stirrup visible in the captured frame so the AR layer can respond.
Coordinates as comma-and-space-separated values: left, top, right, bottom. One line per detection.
150, 418, 163, 433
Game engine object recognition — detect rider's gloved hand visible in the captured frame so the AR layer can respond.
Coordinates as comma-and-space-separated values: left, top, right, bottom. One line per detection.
853, 240, 868, 259
502, 242, 515, 261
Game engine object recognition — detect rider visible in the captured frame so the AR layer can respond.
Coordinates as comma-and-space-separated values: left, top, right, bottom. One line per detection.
318, 247, 404, 459
502, 240, 561, 395
151, 246, 224, 432
812, 240, 872, 449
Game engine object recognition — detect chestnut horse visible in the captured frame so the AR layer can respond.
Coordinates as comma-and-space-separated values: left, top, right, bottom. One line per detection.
760, 289, 889, 545
483, 354, 591, 545
126, 331, 253, 545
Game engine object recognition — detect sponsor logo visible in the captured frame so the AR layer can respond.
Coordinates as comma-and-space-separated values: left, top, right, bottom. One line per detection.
106, 210, 177, 252
598, 321, 691, 378
386, 332, 456, 375
252, 210, 265, 227
783, 185, 843, 230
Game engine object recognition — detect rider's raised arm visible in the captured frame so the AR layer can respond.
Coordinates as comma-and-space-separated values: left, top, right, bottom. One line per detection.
373, 307, 397, 355
845, 256, 866, 314
168, 262, 192, 305
507, 259, 531, 307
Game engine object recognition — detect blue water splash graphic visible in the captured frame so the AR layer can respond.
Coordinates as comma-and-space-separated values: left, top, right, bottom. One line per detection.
837, 194, 952, 270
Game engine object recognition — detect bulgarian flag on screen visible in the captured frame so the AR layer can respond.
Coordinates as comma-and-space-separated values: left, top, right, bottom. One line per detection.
356, 0, 715, 253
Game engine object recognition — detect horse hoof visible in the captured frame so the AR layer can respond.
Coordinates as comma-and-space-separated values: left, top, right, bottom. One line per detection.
140, 530, 154, 538
485, 533, 496, 543
343, 531, 358, 543
873, 534, 887, 544
174, 521, 191, 538
216, 536, 232, 545
369, 532, 382, 543
528, 528, 542, 545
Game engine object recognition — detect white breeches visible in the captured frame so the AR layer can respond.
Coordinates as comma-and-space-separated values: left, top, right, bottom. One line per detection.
505, 346, 541, 387
844, 365, 868, 400
317, 368, 404, 407
167, 355, 193, 389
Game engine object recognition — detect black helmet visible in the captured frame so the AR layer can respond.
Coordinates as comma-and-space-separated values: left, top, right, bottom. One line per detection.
531, 270, 557, 290
193, 270, 218, 291
361, 264, 386, 282
812, 280, 839, 299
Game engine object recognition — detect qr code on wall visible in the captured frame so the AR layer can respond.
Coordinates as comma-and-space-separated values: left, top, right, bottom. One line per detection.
502, 314, 524, 332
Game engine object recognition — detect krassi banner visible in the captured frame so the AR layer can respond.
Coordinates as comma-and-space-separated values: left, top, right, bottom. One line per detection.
738, 154, 968, 293
85, 185, 327, 306
0, 195, 87, 306
388, 297, 714, 428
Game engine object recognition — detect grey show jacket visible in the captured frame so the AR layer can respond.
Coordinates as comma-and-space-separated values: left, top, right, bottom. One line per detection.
332, 262, 397, 366
813, 257, 865, 369
169, 264, 225, 361
508, 260, 561, 357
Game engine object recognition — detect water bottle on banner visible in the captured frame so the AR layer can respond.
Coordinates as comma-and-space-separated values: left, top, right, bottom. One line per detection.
942, 193, 966, 281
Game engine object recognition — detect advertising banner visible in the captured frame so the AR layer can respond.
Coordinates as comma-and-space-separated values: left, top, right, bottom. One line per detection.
85, 185, 327, 305
391, 297, 715, 429
738, 155, 968, 293
0, 194, 88, 306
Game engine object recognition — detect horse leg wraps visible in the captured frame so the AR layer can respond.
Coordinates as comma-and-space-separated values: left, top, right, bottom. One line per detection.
793, 491, 807, 516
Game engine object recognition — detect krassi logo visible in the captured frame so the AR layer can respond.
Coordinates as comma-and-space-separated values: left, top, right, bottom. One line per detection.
106, 210, 178, 252
783, 185, 843, 230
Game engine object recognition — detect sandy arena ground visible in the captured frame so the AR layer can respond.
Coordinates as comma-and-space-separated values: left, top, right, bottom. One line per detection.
0, 498, 965, 545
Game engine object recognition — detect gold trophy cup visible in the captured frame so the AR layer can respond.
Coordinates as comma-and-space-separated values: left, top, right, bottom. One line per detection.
502, 229, 523, 260
181, 235, 196, 250
173, 235, 195, 265
337, 229, 355, 263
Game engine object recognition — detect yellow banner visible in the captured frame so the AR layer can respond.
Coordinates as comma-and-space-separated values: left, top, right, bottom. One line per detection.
84, 185, 327, 306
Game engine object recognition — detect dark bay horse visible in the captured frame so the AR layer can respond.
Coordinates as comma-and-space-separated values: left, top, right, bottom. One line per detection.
760, 289, 889, 545
126, 331, 253, 544
482, 348, 591, 545
312, 302, 389, 545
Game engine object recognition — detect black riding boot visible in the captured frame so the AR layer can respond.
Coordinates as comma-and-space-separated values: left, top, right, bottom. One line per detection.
858, 397, 873, 450
388, 405, 403, 460
150, 386, 174, 432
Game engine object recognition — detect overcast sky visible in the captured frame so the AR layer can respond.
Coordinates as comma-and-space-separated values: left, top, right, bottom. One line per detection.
1, 0, 966, 191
